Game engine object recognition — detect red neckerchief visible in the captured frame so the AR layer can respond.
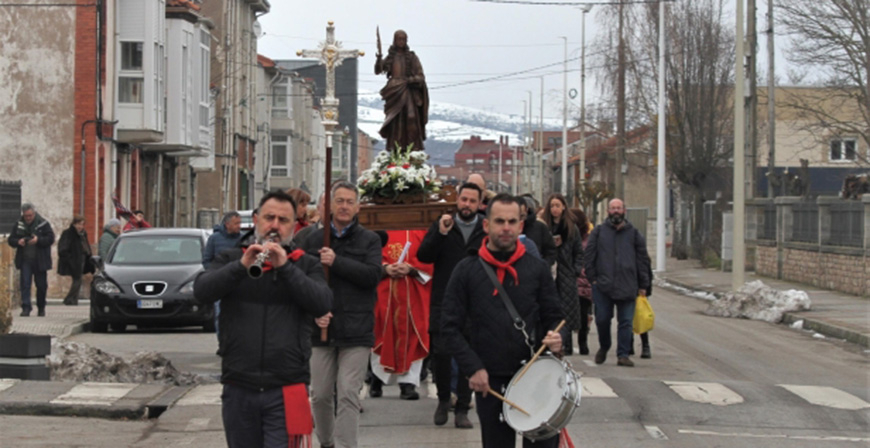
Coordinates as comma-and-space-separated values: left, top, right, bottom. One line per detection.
282, 384, 312, 447
478, 237, 526, 296
241, 247, 306, 273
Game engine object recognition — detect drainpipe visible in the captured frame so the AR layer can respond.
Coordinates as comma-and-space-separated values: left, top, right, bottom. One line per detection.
155, 154, 163, 225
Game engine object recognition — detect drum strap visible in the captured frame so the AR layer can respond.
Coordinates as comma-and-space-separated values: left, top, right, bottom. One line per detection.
479, 258, 535, 354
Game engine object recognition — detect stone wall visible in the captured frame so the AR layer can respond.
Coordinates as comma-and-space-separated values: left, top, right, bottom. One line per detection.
756, 244, 777, 278
754, 244, 869, 297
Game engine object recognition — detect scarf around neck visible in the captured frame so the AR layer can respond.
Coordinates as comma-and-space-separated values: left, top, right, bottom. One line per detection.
478, 237, 526, 296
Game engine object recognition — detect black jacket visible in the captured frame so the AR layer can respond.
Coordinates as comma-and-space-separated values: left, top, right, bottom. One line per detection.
57, 225, 94, 276
416, 216, 486, 334
522, 217, 557, 265
584, 220, 651, 300
442, 250, 565, 377
193, 245, 333, 390
302, 220, 382, 348
8, 214, 54, 271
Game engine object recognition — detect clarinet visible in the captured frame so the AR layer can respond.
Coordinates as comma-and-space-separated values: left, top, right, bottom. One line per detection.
248, 232, 280, 279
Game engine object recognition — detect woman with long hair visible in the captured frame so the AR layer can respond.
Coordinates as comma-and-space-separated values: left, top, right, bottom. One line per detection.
570, 208, 593, 355
286, 188, 312, 234
541, 194, 584, 355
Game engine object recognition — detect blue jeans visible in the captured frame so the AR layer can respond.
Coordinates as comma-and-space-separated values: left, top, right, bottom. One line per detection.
214, 300, 221, 337
20, 260, 47, 312
221, 383, 289, 448
592, 285, 636, 358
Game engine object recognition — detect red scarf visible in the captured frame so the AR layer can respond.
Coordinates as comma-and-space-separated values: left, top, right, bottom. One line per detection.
478, 237, 526, 296
241, 247, 306, 273
282, 384, 312, 448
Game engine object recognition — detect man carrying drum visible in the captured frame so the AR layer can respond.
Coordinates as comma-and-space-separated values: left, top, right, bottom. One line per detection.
441, 193, 567, 447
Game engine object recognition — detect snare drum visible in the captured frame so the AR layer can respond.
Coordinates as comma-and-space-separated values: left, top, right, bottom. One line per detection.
502, 355, 581, 441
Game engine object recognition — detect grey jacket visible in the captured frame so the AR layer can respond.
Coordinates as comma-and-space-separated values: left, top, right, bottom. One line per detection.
584, 219, 650, 300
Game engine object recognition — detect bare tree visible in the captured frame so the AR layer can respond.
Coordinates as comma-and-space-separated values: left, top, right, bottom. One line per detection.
776, 0, 870, 165
592, 0, 735, 258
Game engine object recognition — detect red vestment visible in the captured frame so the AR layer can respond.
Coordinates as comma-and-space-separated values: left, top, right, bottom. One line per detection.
372, 230, 432, 375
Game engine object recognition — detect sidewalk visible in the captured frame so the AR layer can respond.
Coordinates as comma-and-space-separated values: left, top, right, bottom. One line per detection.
9, 298, 91, 339
657, 258, 870, 348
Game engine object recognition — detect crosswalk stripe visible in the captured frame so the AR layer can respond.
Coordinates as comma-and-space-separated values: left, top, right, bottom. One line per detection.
664, 381, 743, 406
581, 377, 618, 398
185, 417, 211, 432
678, 429, 870, 442
176, 383, 223, 406
0, 378, 19, 394
779, 385, 870, 410
50, 382, 137, 406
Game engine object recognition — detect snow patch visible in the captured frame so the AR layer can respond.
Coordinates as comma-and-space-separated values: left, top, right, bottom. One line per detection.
654, 278, 717, 301
704, 280, 811, 323
47, 340, 213, 386
812, 333, 826, 339
790, 320, 804, 329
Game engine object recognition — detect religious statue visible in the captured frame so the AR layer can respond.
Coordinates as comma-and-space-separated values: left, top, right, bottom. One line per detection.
375, 29, 429, 153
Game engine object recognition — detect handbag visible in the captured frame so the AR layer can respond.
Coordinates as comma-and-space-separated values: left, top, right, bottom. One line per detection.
633, 294, 655, 334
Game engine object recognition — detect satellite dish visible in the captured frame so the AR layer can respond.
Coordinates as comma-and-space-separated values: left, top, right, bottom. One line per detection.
252, 21, 263, 39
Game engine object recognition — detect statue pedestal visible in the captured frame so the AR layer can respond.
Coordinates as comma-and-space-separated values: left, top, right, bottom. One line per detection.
358, 202, 455, 231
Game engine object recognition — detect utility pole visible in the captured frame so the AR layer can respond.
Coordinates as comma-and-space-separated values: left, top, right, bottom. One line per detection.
747, 0, 758, 198
539, 77, 545, 202
615, 1, 626, 200
733, 0, 747, 290
580, 5, 593, 202
561, 36, 568, 196
656, 0, 667, 273
766, 0, 776, 198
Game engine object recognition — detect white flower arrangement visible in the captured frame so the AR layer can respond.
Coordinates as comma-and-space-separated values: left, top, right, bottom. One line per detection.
358, 145, 441, 203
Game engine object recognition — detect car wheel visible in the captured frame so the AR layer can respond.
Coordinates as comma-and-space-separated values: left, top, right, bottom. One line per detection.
110, 323, 127, 333
91, 320, 108, 333
202, 320, 216, 333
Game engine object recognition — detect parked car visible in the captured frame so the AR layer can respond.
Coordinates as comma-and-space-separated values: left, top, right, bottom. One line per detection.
89, 228, 214, 333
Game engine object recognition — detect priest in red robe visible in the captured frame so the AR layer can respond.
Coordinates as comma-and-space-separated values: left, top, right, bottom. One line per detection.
370, 229, 433, 400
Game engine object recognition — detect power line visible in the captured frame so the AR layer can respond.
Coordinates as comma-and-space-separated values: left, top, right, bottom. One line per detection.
470, 0, 674, 5
0, 2, 96, 6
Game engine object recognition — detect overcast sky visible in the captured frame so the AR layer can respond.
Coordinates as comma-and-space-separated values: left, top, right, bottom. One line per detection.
257, 0, 784, 120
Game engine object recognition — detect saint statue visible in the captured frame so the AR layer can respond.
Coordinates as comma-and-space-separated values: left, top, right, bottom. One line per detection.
375, 29, 429, 153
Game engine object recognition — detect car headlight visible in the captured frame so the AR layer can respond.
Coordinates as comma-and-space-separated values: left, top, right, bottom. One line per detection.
179, 281, 195, 294
93, 278, 121, 294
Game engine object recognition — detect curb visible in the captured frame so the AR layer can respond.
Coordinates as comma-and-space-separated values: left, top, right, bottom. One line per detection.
0, 401, 147, 420
659, 277, 868, 349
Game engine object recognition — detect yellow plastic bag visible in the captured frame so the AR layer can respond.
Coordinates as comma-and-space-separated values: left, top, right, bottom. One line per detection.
633, 295, 655, 334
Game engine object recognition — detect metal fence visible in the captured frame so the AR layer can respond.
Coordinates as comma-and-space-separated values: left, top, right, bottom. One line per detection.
828, 201, 864, 247
790, 201, 818, 243
759, 204, 776, 240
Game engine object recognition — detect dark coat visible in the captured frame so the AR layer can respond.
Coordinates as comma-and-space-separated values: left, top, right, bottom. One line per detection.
202, 222, 242, 267
522, 217, 557, 265
57, 225, 94, 276
441, 251, 565, 377
584, 219, 651, 300
193, 244, 333, 390
302, 220, 382, 348
416, 216, 486, 340
8, 214, 54, 271
553, 225, 584, 330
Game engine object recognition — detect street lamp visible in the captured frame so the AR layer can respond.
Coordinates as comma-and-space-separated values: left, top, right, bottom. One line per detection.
579, 5, 593, 198
560, 36, 568, 196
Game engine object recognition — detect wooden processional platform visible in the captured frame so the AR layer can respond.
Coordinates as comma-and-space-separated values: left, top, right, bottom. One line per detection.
357, 202, 455, 231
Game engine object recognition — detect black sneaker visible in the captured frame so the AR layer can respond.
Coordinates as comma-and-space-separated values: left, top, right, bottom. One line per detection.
369, 378, 383, 398
399, 383, 419, 400
641, 345, 651, 359
37, 309, 45, 317
594, 349, 607, 365
19, 309, 30, 317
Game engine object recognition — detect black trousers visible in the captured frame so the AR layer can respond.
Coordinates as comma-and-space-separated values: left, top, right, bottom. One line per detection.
434, 352, 472, 412
222, 383, 290, 448
475, 375, 561, 448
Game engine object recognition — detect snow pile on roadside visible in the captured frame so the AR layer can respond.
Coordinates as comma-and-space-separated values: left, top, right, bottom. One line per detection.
704, 280, 811, 323
47, 340, 211, 386
653, 278, 718, 301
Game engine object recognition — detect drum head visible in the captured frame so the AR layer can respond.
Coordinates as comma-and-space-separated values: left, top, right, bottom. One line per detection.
503, 357, 571, 432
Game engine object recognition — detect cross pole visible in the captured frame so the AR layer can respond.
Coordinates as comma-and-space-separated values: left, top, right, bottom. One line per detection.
297, 21, 364, 341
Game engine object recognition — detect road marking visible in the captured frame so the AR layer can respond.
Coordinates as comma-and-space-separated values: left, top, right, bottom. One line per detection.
645, 425, 669, 440
185, 417, 210, 432
664, 381, 743, 406
678, 429, 870, 443
581, 360, 598, 367
779, 385, 870, 410
580, 377, 618, 398
50, 382, 137, 406
176, 383, 222, 406
0, 378, 19, 393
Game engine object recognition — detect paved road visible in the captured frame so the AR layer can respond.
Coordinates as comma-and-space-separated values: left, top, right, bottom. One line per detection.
2, 287, 868, 447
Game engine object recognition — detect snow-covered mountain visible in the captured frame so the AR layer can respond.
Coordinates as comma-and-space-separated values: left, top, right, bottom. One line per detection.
358, 93, 561, 166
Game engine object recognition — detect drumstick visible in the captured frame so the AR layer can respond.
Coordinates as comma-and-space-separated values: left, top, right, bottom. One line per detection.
513, 319, 566, 384
486, 387, 530, 416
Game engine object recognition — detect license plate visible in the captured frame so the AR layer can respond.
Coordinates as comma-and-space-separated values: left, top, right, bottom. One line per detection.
137, 299, 163, 309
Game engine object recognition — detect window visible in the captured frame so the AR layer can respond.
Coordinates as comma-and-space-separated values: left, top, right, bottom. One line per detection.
271, 83, 289, 118
271, 135, 289, 177
121, 42, 143, 70
548, 137, 562, 147
830, 139, 857, 162
120, 77, 144, 103
199, 31, 210, 129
